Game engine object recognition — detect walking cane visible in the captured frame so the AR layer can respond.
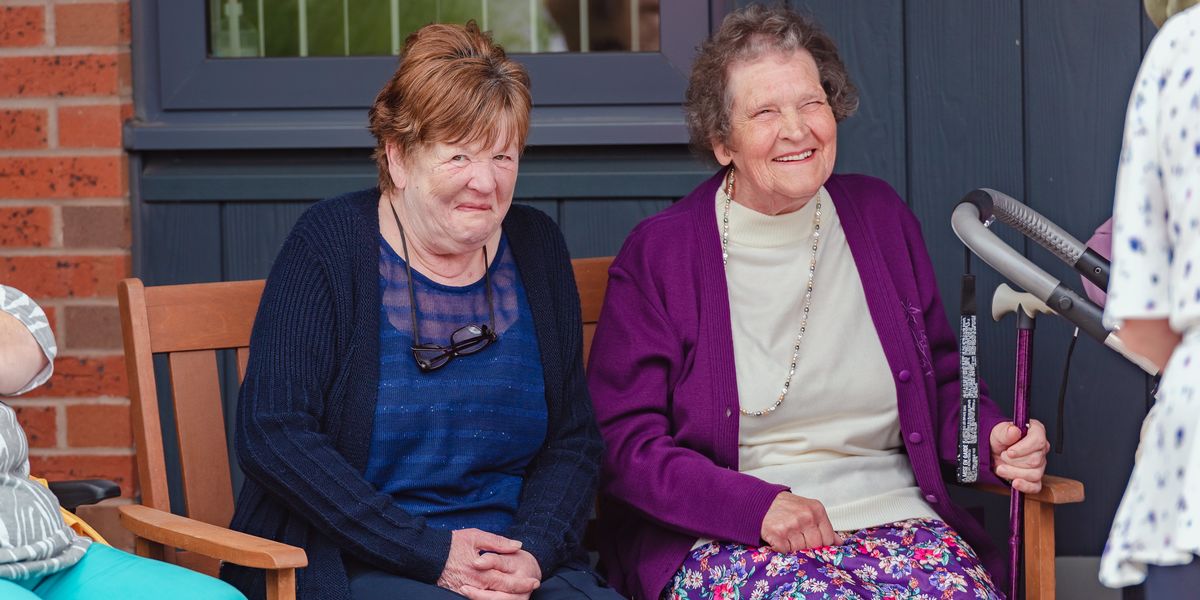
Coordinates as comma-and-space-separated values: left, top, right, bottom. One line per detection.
991, 284, 1054, 599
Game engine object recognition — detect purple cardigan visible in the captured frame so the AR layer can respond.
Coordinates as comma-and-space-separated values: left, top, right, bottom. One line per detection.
586, 170, 1009, 600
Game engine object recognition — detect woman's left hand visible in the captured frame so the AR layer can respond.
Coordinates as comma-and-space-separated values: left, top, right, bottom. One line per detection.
461, 550, 542, 600
989, 420, 1051, 494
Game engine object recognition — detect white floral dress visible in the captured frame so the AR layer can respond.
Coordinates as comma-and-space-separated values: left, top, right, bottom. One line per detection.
1100, 4, 1200, 588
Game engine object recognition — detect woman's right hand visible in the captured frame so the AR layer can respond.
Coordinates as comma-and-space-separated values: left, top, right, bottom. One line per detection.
760, 491, 842, 553
437, 529, 540, 599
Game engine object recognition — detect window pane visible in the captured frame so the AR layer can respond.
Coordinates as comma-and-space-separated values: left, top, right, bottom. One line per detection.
207, 0, 661, 57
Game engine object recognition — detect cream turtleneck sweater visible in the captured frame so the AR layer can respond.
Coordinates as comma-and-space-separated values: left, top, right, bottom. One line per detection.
717, 181, 936, 536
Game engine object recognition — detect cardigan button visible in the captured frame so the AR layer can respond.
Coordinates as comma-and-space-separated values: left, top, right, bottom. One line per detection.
924, 493, 939, 504
907, 432, 923, 444
898, 369, 912, 383
725, 408, 732, 418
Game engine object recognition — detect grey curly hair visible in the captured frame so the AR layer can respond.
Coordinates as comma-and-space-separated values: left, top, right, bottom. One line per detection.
684, 4, 859, 162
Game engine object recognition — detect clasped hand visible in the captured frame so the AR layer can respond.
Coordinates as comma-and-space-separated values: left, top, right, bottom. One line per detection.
437, 529, 542, 600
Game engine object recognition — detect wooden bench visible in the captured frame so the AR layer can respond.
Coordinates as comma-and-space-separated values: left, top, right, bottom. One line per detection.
119, 278, 304, 600
118, 256, 1083, 600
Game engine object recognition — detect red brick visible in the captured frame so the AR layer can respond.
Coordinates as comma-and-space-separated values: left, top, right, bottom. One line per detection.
0, 156, 126, 198
67, 403, 130, 447
28, 454, 135, 497
117, 52, 131, 95
13, 405, 56, 448
0, 255, 129, 299
62, 205, 129, 248
57, 105, 122, 148
22, 355, 126, 398
0, 6, 44, 48
0, 109, 48, 149
62, 304, 122, 350
0, 206, 53, 247
54, 3, 130, 47
0, 54, 122, 97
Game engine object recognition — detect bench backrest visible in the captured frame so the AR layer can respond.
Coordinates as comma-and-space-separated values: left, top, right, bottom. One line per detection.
118, 256, 614, 531
570, 257, 612, 365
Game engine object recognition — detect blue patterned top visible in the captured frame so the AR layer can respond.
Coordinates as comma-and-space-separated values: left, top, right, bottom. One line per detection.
365, 234, 548, 534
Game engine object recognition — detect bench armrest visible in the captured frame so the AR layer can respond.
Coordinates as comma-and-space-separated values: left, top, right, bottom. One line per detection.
974, 474, 1085, 505
118, 504, 307, 570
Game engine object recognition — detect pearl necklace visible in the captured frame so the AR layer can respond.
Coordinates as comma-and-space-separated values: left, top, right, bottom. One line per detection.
721, 167, 822, 417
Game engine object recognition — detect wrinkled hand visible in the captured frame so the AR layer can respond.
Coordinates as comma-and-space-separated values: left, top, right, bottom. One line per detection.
760, 491, 842, 553
989, 419, 1050, 494
460, 550, 542, 600
437, 529, 539, 600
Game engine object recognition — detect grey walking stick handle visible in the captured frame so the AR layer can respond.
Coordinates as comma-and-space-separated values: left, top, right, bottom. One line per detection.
959, 189, 1111, 298
951, 191, 1158, 375
964, 189, 1089, 264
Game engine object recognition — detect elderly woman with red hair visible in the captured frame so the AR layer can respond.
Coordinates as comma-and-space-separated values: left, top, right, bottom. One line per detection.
223, 22, 618, 600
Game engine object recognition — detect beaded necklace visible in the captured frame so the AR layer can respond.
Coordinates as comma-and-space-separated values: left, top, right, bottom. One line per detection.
721, 168, 822, 417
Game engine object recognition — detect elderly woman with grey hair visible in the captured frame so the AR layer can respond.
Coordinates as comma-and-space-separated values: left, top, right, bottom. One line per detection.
587, 5, 1050, 599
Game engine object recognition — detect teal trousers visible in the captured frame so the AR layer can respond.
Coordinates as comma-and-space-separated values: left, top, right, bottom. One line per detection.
0, 544, 245, 600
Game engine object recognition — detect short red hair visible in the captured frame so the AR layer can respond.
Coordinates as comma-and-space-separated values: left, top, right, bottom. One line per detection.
368, 21, 532, 193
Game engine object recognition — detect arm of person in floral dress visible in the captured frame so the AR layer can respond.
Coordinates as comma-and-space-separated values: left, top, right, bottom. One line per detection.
1102, 10, 1198, 375
1118, 319, 1180, 372
1102, 8, 1176, 372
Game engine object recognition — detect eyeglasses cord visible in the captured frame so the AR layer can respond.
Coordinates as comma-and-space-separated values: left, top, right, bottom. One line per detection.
387, 199, 494, 349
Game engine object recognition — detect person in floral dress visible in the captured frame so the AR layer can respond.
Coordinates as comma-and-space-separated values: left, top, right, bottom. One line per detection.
1100, 1, 1200, 597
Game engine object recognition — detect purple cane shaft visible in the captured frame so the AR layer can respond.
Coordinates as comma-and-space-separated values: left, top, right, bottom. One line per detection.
1009, 329, 1033, 599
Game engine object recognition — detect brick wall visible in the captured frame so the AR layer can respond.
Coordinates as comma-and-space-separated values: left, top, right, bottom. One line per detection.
0, 0, 134, 546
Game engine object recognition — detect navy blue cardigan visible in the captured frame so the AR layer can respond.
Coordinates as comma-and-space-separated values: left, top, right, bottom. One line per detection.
221, 189, 603, 600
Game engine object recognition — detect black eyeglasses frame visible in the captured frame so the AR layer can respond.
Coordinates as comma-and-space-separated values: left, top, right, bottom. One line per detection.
389, 200, 498, 373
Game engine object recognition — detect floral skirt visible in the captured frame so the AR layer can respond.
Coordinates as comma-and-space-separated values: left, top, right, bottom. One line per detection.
662, 519, 1002, 600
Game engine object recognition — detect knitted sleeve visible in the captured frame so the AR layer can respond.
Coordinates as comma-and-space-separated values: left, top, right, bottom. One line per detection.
588, 231, 790, 547
234, 223, 452, 583
503, 209, 604, 575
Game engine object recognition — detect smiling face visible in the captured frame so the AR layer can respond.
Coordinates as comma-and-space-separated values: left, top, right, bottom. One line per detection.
387, 136, 519, 255
713, 49, 838, 215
